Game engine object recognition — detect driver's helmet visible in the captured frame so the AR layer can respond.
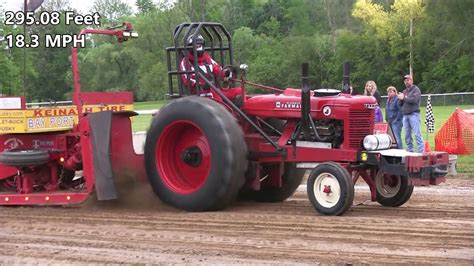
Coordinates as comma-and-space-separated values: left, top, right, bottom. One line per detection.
187, 34, 205, 57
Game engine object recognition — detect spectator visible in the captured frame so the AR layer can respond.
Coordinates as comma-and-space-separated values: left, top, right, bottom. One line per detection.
364, 80, 382, 106
385, 86, 403, 149
398, 74, 424, 153
364, 80, 383, 122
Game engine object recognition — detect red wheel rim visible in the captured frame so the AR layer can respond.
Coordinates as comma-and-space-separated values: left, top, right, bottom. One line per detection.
384, 175, 399, 187
156, 120, 211, 194
376, 173, 401, 198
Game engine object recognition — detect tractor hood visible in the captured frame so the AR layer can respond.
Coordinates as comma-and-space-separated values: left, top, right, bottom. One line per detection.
243, 88, 377, 119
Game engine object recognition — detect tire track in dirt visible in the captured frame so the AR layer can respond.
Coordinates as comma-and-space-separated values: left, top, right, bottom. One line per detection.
0, 178, 473, 264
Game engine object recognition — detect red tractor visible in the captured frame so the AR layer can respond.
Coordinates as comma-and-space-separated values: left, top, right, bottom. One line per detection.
0, 22, 448, 215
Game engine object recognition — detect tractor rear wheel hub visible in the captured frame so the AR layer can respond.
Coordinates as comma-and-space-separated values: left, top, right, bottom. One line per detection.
181, 146, 202, 167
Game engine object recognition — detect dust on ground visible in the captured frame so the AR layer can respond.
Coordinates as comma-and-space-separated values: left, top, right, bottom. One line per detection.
0, 176, 473, 264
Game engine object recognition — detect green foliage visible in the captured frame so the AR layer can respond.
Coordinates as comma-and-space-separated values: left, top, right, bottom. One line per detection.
25, 0, 82, 101
126, 7, 187, 100
136, 0, 156, 14
0, 5, 36, 96
1, 0, 472, 101
245, 35, 285, 90
0, 25, 23, 96
218, 0, 257, 32
416, 0, 474, 93
91, 0, 132, 22
232, 27, 262, 64
79, 42, 138, 92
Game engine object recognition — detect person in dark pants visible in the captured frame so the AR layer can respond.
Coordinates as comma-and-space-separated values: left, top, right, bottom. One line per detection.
398, 74, 424, 153
385, 86, 403, 148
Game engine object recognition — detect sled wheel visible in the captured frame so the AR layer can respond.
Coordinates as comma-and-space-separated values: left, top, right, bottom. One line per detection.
307, 162, 354, 216
375, 171, 414, 207
145, 96, 247, 211
0, 150, 49, 167
242, 163, 305, 202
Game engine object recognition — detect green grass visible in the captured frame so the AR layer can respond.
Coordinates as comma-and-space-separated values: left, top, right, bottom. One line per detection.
132, 101, 167, 133
134, 100, 167, 110
132, 115, 153, 133
131, 102, 474, 174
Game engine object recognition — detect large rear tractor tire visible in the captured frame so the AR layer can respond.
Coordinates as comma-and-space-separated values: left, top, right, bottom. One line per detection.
375, 171, 414, 207
242, 163, 305, 202
0, 150, 49, 167
307, 162, 354, 216
144, 96, 247, 211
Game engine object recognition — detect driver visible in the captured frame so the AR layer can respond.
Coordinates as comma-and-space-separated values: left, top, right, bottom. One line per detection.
180, 35, 242, 103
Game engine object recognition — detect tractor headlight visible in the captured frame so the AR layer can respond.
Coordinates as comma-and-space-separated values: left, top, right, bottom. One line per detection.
363, 134, 392, 151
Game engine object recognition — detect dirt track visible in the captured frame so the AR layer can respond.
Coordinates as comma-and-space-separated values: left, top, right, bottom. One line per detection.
1, 177, 473, 264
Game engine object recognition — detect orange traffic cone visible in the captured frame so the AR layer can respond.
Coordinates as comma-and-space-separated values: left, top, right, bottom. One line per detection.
424, 141, 431, 153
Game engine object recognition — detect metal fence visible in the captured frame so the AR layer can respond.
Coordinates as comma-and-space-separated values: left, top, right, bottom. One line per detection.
425, 92, 474, 106
381, 92, 474, 107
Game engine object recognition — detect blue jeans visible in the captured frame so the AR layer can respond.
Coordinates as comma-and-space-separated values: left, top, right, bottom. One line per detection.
403, 112, 424, 153
390, 121, 403, 149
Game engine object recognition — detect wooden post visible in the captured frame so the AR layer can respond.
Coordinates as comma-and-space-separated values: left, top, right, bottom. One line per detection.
409, 18, 413, 78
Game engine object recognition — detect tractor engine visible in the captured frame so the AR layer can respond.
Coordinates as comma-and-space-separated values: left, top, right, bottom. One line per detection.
310, 119, 343, 147
243, 88, 376, 150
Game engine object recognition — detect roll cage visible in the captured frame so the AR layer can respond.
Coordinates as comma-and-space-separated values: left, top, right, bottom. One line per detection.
165, 22, 233, 97
165, 22, 283, 151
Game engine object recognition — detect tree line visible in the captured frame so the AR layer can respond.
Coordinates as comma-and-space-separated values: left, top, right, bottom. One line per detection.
0, 0, 472, 102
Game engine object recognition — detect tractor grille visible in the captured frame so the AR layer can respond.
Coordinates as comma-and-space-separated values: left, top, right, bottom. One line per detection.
348, 110, 374, 149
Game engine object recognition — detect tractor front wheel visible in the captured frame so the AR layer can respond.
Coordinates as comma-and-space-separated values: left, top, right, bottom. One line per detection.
375, 171, 414, 207
307, 162, 354, 215
144, 96, 247, 211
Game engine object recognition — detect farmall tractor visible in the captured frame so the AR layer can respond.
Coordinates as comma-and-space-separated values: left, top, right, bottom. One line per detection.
0, 22, 449, 215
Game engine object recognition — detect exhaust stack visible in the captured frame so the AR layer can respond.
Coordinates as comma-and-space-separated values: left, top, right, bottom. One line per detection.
342, 61, 351, 94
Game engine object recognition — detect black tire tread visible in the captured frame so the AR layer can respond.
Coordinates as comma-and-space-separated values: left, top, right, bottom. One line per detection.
144, 96, 247, 211
376, 173, 414, 207
0, 150, 49, 166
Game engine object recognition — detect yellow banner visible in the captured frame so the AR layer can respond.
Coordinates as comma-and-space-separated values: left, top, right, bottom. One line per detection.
0, 104, 134, 133
0, 117, 25, 133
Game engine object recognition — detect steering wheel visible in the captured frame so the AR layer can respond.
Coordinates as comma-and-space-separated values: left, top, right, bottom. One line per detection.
220, 65, 237, 90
